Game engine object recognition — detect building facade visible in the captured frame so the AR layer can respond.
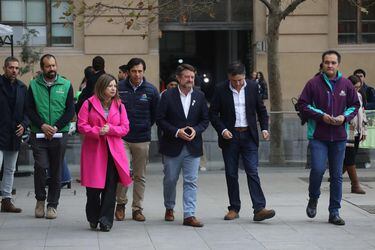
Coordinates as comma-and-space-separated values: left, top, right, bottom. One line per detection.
0, 0, 374, 109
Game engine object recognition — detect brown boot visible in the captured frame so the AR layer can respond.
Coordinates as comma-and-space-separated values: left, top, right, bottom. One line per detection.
164, 209, 174, 221
1, 198, 22, 213
253, 208, 276, 221
224, 210, 239, 220
346, 165, 366, 194
115, 204, 125, 221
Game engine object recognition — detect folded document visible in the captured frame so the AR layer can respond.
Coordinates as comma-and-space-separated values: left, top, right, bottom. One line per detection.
36, 133, 63, 139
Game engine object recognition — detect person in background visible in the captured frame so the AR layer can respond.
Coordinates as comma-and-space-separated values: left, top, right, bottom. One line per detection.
343, 75, 367, 194
256, 71, 268, 100
118, 64, 128, 81
354, 69, 375, 110
0, 56, 29, 213
78, 74, 132, 232
76, 56, 106, 114
251, 71, 257, 81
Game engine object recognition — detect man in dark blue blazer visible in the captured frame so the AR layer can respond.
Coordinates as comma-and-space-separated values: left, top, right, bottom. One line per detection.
157, 64, 209, 227
209, 62, 275, 222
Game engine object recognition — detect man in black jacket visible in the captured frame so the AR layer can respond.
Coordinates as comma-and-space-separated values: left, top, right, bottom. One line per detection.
0, 57, 29, 213
115, 58, 159, 222
76, 56, 105, 113
157, 64, 209, 227
209, 62, 275, 222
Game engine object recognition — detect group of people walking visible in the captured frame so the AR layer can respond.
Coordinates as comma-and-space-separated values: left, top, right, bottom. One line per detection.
0, 49, 371, 232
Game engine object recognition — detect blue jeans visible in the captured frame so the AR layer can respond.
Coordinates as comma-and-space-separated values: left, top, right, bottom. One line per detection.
309, 139, 346, 216
0, 150, 19, 198
222, 130, 266, 213
163, 146, 200, 218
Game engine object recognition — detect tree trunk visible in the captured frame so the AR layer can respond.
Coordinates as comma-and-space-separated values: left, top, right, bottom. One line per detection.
267, 14, 284, 164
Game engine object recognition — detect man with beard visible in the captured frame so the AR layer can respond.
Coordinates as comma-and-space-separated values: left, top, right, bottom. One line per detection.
0, 57, 29, 213
156, 64, 209, 227
27, 54, 74, 219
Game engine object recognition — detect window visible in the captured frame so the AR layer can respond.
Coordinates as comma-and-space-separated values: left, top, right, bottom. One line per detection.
159, 0, 252, 23
0, 0, 73, 46
338, 0, 375, 44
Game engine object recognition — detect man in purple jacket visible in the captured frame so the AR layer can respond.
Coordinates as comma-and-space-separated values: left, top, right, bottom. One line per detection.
298, 50, 360, 226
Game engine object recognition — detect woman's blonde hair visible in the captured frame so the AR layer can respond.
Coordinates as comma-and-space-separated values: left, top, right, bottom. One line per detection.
94, 74, 120, 102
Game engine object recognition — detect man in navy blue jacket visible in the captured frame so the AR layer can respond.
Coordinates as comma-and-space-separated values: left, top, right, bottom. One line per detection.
157, 64, 209, 227
115, 58, 159, 222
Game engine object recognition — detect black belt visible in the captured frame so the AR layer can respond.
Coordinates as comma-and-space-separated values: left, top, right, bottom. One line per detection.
234, 127, 248, 132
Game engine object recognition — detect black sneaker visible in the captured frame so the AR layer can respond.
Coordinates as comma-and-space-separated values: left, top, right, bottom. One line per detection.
306, 198, 318, 218
89, 222, 97, 230
99, 223, 111, 232
328, 215, 345, 226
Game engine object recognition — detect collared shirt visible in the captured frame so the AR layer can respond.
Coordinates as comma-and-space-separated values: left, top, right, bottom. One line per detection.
129, 79, 144, 91
229, 81, 248, 127
174, 86, 193, 138
178, 86, 193, 118
43, 75, 57, 87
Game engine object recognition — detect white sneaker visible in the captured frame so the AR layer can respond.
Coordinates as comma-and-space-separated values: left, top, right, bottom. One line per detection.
46, 207, 57, 219
199, 166, 207, 171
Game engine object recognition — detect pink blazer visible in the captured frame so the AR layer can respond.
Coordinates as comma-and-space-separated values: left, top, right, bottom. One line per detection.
78, 95, 132, 188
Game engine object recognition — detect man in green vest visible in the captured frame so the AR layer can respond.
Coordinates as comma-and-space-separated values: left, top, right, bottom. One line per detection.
27, 54, 74, 219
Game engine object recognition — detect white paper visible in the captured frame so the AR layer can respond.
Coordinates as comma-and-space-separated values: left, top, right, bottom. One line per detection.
36, 133, 63, 139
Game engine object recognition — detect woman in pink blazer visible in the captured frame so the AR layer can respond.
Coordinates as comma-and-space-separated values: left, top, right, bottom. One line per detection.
78, 74, 132, 232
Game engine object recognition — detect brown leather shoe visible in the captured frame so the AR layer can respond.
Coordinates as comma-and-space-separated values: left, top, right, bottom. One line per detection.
115, 204, 125, 221
1, 198, 22, 213
183, 216, 204, 227
165, 209, 174, 221
224, 210, 239, 220
132, 210, 146, 221
253, 208, 275, 221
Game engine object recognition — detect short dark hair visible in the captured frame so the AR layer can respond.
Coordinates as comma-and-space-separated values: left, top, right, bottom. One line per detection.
127, 58, 146, 71
227, 62, 246, 76
119, 64, 128, 72
84, 66, 93, 79
321, 50, 341, 63
92, 56, 105, 71
348, 75, 361, 86
353, 68, 366, 77
40, 54, 56, 68
4, 56, 19, 67
176, 64, 196, 76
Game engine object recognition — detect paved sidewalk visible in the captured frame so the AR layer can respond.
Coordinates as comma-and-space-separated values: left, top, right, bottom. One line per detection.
1, 165, 375, 250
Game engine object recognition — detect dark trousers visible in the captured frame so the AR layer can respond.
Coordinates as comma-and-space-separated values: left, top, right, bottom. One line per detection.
222, 130, 266, 213
30, 133, 68, 208
86, 152, 118, 227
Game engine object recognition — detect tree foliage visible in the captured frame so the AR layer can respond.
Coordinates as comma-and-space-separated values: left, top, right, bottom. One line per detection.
18, 29, 41, 75
54, 0, 218, 32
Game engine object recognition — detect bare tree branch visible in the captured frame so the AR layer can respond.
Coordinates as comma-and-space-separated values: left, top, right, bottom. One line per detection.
258, 0, 275, 13
281, 0, 307, 20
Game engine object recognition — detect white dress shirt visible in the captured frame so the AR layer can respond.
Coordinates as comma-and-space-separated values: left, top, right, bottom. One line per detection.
178, 86, 193, 118
229, 82, 248, 127
175, 86, 193, 137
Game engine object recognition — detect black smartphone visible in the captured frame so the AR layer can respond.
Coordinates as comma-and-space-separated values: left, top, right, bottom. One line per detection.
185, 128, 192, 135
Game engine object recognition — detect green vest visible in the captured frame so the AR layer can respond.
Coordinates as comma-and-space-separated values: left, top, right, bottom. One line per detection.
29, 74, 71, 133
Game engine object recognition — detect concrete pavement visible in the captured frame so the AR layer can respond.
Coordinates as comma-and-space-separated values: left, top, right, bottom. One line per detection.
1, 165, 375, 250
